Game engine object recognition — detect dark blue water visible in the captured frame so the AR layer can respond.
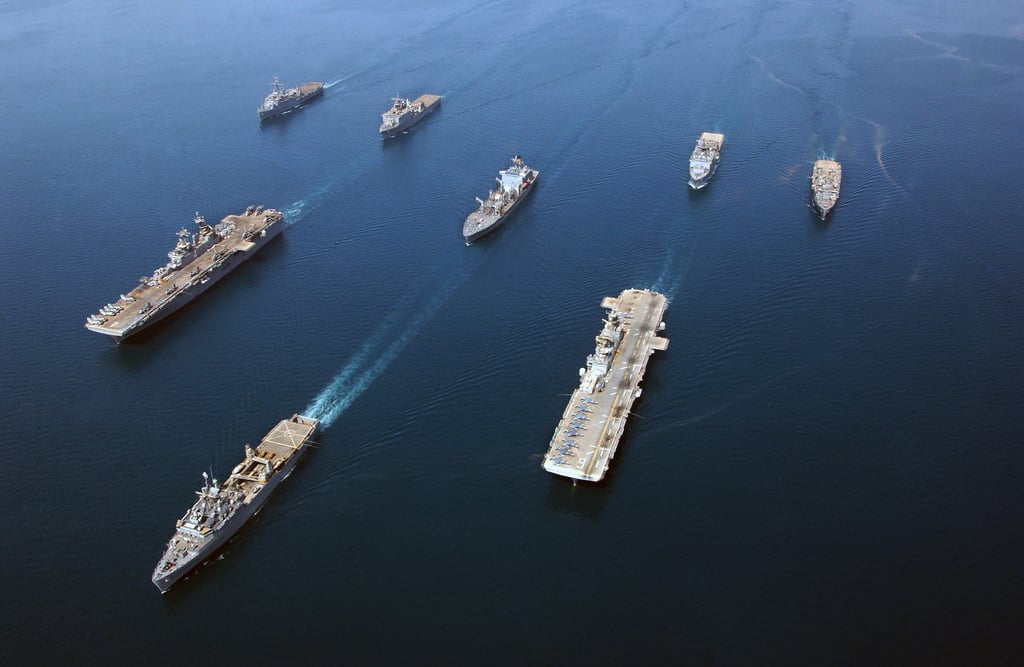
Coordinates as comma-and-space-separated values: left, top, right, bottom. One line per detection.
2, 0, 1022, 663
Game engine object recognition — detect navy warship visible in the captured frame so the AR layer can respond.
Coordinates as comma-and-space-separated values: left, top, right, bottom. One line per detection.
258, 76, 324, 121
543, 289, 668, 483
152, 414, 319, 593
688, 132, 725, 189
462, 155, 539, 243
379, 93, 441, 138
84, 206, 284, 341
811, 159, 841, 219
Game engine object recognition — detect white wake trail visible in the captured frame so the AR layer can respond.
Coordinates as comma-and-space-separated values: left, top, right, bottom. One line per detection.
303, 252, 487, 429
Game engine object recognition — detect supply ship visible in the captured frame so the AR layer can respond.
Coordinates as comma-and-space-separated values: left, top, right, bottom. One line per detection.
463, 155, 539, 243
84, 206, 284, 342
152, 414, 319, 593
811, 159, 842, 219
542, 289, 668, 483
379, 93, 441, 138
258, 76, 324, 121
688, 132, 725, 189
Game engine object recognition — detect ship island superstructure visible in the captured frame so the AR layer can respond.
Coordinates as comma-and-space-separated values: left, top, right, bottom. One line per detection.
811, 159, 842, 219
84, 206, 284, 341
258, 76, 324, 121
152, 414, 319, 593
463, 155, 539, 243
543, 289, 669, 483
379, 93, 441, 138
688, 132, 725, 189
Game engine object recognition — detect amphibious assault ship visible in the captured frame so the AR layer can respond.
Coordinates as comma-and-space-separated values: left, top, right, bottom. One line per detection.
152, 414, 319, 593
463, 155, 539, 243
379, 93, 441, 138
258, 76, 324, 121
543, 289, 669, 483
688, 132, 725, 189
84, 206, 284, 341
811, 159, 842, 219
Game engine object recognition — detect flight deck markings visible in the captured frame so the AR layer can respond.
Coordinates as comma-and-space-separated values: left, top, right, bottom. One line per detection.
586, 392, 622, 478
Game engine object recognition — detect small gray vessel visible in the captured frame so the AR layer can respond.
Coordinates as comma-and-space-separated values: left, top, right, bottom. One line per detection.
811, 159, 842, 219
688, 132, 725, 189
379, 94, 441, 138
462, 155, 539, 243
258, 76, 324, 121
152, 414, 319, 593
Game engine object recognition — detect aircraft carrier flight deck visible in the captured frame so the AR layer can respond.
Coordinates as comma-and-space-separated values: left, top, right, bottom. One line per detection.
543, 288, 668, 482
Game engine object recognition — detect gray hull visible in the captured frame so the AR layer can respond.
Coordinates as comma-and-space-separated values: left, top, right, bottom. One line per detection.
812, 196, 836, 220
152, 444, 307, 593
463, 177, 538, 243
258, 87, 323, 121
810, 159, 841, 220
688, 157, 719, 189
94, 220, 283, 342
380, 96, 441, 138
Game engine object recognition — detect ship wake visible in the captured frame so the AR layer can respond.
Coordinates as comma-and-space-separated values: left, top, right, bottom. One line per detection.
282, 160, 368, 227
744, 48, 806, 95
303, 251, 489, 430
651, 221, 702, 304
323, 65, 374, 90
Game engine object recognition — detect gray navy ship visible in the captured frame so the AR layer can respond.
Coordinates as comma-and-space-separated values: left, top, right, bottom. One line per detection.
543, 289, 669, 483
152, 414, 319, 593
811, 159, 842, 219
379, 94, 441, 138
462, 155, 539, 243
84, 206, 284, 341
688, 132, 725, 189
258, 76, 324, 121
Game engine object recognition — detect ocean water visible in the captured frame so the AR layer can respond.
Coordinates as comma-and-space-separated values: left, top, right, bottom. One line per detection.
1, 0, 1022, 663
